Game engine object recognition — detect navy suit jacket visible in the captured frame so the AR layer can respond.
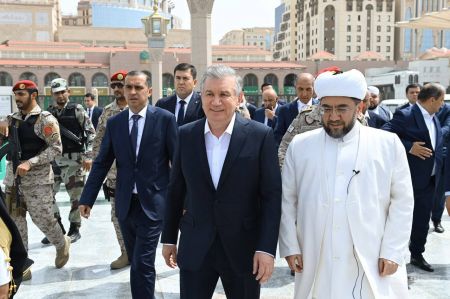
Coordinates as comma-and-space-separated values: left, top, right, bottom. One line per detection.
161, 114, 282, 274
382, 104, 443, 191
437, 103, 450, 152
155, 92, 204, 125
80, 105, 177, 221
91, 106, 103, 129
367, 110, 387, 129
254, 104, 283, 129
274, 98, 319, 145
246, 102, 257, 119
396, 102, 411, 112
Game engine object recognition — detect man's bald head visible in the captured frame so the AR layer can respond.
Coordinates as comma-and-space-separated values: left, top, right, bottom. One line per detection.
296, 73, 315, 104
262, 88, 278, 110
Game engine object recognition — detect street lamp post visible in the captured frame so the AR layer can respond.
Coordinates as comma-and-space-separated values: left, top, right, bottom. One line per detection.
142, 0, 170, 104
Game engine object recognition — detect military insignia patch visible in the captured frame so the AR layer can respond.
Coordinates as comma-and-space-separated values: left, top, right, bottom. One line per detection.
287, 125, 294, 133
43, 125, 54, 136
19, 84, 26, 90
117, 74, 124, 80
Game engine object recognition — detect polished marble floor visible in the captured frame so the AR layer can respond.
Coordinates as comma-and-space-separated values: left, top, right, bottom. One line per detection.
10, 190, 450, 299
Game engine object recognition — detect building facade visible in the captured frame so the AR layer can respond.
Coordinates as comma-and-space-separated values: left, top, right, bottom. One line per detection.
219, 27, 274, 51
274, 0, 297, 61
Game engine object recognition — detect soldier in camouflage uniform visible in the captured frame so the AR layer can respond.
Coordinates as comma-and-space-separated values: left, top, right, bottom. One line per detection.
47, 78, 95, 243
278, 104, 368, 169
92, 71, 129, 269
0, 80, 70, 271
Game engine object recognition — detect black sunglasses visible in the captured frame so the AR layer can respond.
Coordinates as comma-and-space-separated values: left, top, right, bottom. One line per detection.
110, 83, 124, 89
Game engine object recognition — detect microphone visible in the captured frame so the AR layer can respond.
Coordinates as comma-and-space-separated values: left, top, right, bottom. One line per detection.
353, 170, 360, 175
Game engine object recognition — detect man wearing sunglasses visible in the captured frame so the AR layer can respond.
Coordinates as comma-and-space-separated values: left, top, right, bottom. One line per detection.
47, 78, 96, 244
90, 70, 130, 270
280, 69, 413, 298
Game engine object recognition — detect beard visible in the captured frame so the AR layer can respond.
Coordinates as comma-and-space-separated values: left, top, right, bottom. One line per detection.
16, 95, 32, 111
323, 113, 357, 139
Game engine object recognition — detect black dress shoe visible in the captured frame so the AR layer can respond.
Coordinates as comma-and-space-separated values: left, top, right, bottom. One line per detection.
433, 221, 445, 233
410, 255, 434, 272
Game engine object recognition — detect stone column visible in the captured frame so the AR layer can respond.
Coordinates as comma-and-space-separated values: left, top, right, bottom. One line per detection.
149, 49, 164, 104
187, 0, 215, 80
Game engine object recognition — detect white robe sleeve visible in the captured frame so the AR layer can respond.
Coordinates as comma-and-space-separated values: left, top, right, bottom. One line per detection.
279, 139, 302, 258
379, 135, 414, 265
0, 249, 10, 286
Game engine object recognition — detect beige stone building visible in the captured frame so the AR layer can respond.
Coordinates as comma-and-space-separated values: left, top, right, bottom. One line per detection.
274, 0, 297, 61
219, 27, 275, 51
0, 0, 60, 42
212, 45, 273, 62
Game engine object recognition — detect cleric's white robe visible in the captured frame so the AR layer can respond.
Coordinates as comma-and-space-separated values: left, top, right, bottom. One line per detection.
279, 122, 414, 299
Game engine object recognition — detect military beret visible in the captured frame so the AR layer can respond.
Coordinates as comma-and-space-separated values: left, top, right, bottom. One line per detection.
316, 66, 342, 77
111, 70, 127, 82
314, 69, 367, 101
12, 80, 37, 92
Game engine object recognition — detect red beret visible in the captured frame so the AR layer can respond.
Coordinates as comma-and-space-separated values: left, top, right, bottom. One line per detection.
111, 70, 127, 82
12, 80, 37, 92
316, 66, 342, 77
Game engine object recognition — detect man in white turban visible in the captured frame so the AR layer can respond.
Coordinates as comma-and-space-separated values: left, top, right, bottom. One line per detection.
279, 69, 414, 299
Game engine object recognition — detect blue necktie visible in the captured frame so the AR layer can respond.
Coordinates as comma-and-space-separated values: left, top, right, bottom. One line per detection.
131, 114, 141, 158
177, 100, 186, 126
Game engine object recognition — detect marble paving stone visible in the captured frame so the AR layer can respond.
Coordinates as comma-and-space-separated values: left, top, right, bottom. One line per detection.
8, 190, 449, 299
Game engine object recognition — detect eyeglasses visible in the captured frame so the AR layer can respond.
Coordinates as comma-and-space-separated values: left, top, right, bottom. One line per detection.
319, 106, 353, 116
110, 83, 124, 89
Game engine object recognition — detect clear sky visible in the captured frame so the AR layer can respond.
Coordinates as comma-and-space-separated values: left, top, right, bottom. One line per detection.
60, 0, 281, 44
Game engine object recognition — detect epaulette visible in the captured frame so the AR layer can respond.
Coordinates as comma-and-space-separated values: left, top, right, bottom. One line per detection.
300, 105, 314, 114
40, 111, 53, 117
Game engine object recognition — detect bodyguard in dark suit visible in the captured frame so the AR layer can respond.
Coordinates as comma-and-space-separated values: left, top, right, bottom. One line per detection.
84, 93, 103, 129
432, 103, 450, 233
397, 84, 422, 111
254, 88, 283, 129
161, 65, 281, 299
366, 110, 387, 128
79, 71, 177, 298
274, 73, 318, 145
155, 63, 204, 126
382, 83, 446, 272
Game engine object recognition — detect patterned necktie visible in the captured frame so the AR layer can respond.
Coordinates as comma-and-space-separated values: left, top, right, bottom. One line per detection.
130, 114, 141, 158
177, 100, 186, 126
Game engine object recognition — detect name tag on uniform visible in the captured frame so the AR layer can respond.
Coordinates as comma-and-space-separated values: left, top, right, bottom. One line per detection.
287, 125, 295, 133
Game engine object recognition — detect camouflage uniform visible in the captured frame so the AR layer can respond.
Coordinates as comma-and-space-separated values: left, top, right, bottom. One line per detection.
92, 100, 126, 255
1, 105, 66, 251
48, 102, 95, 230
278, 105, 368, 169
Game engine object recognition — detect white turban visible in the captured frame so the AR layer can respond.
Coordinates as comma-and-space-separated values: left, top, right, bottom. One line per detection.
367, 85, 380, 96
314, 69, 367, 101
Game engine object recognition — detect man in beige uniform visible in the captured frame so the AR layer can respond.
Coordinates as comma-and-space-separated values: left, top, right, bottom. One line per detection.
92, 71, 129, 269
0, 80, 70, 273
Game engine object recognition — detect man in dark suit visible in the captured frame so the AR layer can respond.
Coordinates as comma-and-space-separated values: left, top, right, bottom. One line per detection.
161, 65, 281, 299
254, 88, 283, 129
361, 91, 387, 128
383, 83, 446, 272
397, 83, 422, 111
432, 103, 450, 233
84, 93, 103, 129
155, 63, 204, 126
79, 71, 177, 298
274, 73, 318, 145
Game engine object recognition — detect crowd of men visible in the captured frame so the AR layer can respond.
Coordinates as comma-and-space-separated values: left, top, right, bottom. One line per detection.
0, 62, 449, 299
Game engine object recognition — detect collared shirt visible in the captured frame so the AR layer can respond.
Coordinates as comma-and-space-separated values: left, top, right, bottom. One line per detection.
264, 103, 278, 126
128, 105, 147, 193
416, 102, 437, 175
204, 113, 236, 189
297, 98, 313, 113
175, 92, 194, 121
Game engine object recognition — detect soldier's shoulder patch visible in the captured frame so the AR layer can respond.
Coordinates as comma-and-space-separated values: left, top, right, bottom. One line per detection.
43, 123, 56, 137
287, 125, 295, 133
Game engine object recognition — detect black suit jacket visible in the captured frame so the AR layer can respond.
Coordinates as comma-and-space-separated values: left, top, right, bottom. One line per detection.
89, 106, 103, 129
155, 92, 204, 125
367, 110, 387, 129
254, 104, 283, 129
246, 102, 257, 119
396, 102, 411, 111
274, 98, 319, 145
161, 114, 282, 274
383, 104, 443, 191
80, 106, 177, 221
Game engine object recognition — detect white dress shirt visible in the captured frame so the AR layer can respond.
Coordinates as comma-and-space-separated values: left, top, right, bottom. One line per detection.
416, 102, 437, 175
128, 105, 147, 193
175, 92, 194, 121
297, 98, 313, 113
204, 114, 235, 189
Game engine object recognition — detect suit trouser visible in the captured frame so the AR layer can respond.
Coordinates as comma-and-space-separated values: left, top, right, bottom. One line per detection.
432, 160, 446, 223
409, 176, 435, 256
119, 197, 161, 299
180, 236, 260, 299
